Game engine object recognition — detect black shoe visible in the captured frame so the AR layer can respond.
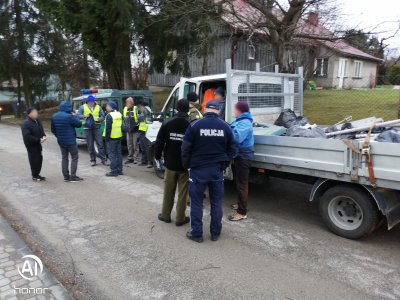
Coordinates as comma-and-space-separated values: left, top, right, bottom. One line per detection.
211, 234, 220, 242
124, 159, 134, 164
91, 161, 96, 167
32, 177, 43, 182
176, 217, 190, 227
69, 176, 83, 182
106, 172, 118, 177
158, 213, 171, 223
37, 175, 46, 181
133, 161, 138, 164
64, 176, 70, 182
186, 231, 203, 243
118, 172, 124, 175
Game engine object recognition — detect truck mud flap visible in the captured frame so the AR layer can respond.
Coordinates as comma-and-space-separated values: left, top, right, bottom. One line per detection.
365, 187, 400, 230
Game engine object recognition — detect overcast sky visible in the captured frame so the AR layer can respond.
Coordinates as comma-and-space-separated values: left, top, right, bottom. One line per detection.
338, 0, 400, 56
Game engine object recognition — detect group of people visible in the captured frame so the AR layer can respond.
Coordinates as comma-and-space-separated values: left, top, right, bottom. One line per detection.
21, 96, 153, 182
155, 91, 254, 243
21, 88, 255, 242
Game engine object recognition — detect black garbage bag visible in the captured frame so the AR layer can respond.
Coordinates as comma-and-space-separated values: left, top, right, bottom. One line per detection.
376, 129, 400, 143
295, 116, 310, 126
275, 109, 311, 128
274, 109, 297, 128
341, 122, 352, 130
287, 126, 327, 139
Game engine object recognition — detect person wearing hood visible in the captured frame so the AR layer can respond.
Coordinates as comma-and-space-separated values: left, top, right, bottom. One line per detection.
51, 101, 83, 182
21, 108, 46, 181
77, 95, 108, 167
187, 92, 203, 122
103, 101, 123, 177
228, 101, 254, 222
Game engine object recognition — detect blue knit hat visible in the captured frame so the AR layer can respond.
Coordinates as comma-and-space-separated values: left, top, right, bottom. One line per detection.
87, 95, 96, 103
108, 100, 117, 110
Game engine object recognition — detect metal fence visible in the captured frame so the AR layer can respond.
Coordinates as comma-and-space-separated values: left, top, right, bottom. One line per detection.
303, 76, 400, 126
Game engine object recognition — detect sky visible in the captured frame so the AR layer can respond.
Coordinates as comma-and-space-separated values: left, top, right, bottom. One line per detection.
338, 0, 400, 56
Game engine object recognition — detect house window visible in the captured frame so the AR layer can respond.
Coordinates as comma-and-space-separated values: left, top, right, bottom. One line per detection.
353, 61, 363, 78
248, 45, 256, 60
314, 58, 328, 77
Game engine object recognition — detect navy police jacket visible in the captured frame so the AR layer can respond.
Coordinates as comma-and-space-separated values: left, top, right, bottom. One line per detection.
181, 112, 236, 169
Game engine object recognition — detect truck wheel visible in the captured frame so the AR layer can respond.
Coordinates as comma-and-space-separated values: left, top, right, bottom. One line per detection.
319, 185, 380, 239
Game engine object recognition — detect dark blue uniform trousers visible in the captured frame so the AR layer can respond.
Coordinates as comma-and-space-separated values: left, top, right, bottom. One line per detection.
107, 138, 122, 174
189, 165, 224, 237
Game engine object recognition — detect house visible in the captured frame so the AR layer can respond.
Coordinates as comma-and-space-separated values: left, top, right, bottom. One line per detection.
149, 0, 382, 89
302, 13, 383, 89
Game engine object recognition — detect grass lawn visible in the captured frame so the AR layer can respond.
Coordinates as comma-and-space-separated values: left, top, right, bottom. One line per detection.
304, 88, 400, 125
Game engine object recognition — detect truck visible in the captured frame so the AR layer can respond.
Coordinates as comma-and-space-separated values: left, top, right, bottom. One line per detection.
146, 59, 400, 240
72, 89, 154, 142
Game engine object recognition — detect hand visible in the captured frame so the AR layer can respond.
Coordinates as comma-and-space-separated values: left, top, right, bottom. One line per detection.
40, 138, 45, 144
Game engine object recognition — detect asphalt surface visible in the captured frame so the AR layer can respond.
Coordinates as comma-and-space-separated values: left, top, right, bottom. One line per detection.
0, 123, 399, 300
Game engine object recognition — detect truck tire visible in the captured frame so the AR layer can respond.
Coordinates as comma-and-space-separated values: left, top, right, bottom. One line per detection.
319, 185, 380, 239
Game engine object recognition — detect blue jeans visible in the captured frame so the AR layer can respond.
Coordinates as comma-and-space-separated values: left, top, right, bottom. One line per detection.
189, 165, 224, 237
85, 128, 106, 162
107, 139, 122, 174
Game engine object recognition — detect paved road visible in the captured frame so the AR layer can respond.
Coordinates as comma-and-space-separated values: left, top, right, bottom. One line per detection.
0, 123, 399, 300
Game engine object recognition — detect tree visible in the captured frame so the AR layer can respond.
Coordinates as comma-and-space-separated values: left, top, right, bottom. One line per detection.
222, 0, 339, 73
0, 0, 78, 113
38, 0, 140, 89
138, 0, 221, 76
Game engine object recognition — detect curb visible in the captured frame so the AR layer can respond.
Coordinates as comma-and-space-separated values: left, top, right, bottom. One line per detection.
0, 214, 73, 300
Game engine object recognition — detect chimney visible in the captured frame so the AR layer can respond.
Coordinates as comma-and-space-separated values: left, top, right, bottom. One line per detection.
308, 12, 319, 26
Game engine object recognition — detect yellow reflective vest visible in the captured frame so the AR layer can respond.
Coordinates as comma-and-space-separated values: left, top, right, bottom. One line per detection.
123, 106, 138, 122
103, 111, 123, 139
83, 103, 101, 124
138, 107, 151, 132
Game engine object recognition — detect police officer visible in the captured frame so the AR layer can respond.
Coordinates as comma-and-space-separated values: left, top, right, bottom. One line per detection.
103, 101, 123, 177
187, 92, 203, 122
182, 101, 236, 242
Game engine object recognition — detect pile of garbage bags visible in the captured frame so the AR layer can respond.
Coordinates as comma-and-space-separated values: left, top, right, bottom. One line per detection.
274, 109, 327, 139
272, 109, 400, 143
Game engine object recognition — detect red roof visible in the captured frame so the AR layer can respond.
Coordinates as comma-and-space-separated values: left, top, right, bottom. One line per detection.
222, 0, 383, 63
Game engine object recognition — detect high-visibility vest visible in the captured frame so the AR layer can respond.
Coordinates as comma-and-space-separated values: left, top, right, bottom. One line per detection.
188, 107, 203, 120
83, 103, 101, 124
138, 107, 151, 132
103, 111, 123, 138
123, 106, 138, 122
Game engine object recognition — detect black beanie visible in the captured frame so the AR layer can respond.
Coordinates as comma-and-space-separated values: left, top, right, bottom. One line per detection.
176, 99, 189, 113
187, 92, 199, 103
26, 108, 35, 115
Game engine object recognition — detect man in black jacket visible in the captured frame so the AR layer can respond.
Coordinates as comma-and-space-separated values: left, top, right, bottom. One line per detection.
21, 108, 46, 181
155, 99, 191, 226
